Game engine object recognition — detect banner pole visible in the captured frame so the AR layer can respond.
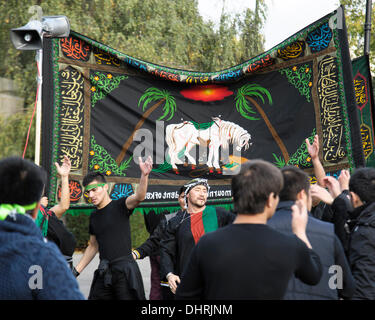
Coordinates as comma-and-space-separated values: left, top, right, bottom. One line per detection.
364, 0, 372, 55
34, 49, 42, 165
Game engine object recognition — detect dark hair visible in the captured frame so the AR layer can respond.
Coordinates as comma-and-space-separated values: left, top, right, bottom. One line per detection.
178, 185, 186, 195
82, 172, 106, 187
0, 157, 46, 205
231, 159, 283, 215
349, 167, 375, 204
279, 166, 310, 202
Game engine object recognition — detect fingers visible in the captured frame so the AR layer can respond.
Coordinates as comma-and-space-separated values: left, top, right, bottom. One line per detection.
305, 138, 311, 147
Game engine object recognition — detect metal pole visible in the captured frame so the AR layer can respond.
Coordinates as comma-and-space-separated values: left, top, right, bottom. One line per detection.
34, 48, 42, 165
364, 0, 372, 55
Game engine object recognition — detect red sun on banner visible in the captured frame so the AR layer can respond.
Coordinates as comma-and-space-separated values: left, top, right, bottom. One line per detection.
180, 85, 233, 102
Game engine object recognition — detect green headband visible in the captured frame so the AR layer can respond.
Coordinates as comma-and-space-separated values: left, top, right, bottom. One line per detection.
84, 183, 106, 193
0, 203, 37, 221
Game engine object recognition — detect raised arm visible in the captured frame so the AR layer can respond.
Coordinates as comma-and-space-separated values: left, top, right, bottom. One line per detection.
126, 156, 153, 210
50, 155, 71, 219
306, 135, 326, 187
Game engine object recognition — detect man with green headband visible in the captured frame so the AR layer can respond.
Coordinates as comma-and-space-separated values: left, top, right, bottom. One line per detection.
0, 157, 84, 299
160, 178, 235, 295
74, 156, 153, 300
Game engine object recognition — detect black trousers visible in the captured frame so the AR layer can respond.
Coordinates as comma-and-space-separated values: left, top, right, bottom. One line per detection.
88, 269, 137, 300
88, 255, 145, 300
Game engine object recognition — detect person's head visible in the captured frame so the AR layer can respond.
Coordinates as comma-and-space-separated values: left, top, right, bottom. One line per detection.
178, 185, 187, 210
0, 157, 46, 219
279, 166, 312, 211
184, 178, 210, 210
349, 167, 375, 208
83, 172, 109, 207
231, 159, 283, 218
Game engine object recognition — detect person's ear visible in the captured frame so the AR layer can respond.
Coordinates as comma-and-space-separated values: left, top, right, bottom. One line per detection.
296, 189, 305, 201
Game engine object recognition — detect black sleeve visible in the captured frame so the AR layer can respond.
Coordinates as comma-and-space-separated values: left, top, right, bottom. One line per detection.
294, 236, 323, 285
159, 215, 179, 279
89, 213, 94, 235
333, 235, 356, 299
216, 207, 236, 226
331, 191, 351, 252
135, 216, 166, 258
175, 243, 204, 300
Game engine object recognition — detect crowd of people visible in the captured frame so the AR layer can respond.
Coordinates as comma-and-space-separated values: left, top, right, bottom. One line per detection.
0, 134, 375, 300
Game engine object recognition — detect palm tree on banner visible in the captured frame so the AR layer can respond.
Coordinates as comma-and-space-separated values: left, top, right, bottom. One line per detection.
116, 87, 176, 165
235, 83, 290, 163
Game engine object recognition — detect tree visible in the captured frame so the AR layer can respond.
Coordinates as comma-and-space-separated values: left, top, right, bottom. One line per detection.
116, 87, 176, 165
340, 0, 375, 73
235, 83, 290, 163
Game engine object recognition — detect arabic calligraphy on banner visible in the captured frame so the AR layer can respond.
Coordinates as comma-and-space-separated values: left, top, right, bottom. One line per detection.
60, 36, 91, 61
94, 47, 121, 66
59, 66, 85, 171
317, 55, 346, 163
277, 41, 305, 61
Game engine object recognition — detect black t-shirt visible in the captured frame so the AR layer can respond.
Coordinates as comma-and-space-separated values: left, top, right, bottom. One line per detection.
89, 198, 133, 261
175, 223, 322, 300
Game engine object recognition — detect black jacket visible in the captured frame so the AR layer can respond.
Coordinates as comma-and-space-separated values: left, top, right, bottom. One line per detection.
135, 210, 180, 258
332, 199, 375, 300
268, 201, 355, 300
160, 206, 235, 279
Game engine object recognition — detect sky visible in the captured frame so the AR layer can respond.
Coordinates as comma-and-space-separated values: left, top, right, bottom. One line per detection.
198, 0, 341, 51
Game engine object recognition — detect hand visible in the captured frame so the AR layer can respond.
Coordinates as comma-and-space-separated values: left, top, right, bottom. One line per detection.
55, 155, 71, 177
291, 199, 308, 235
310, 184, 334, 205
139, 156, 153, 176
306, 135, 319, 160
338, 169, 350, 191
167, 273, 180, 294
291, 200, 312, 249
40, 196, 49, 207
323, 176, 341, 198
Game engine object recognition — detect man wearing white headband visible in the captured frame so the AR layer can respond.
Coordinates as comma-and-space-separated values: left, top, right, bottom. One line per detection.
160, 178, 235, 295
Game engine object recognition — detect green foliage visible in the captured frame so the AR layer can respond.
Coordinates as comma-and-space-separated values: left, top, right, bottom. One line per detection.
65, 211, 90, 251
235, 83, 273, 120
0, 108, 35, 160
340, 0, 375, 73
130, 210, 149, 249
138, 87, 176, 121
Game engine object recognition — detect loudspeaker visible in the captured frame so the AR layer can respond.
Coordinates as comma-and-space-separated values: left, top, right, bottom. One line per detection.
10, 20, 43, 50
42, 16, 70, 38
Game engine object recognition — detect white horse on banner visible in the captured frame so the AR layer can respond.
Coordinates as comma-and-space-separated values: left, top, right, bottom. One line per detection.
165, 117, 251, 171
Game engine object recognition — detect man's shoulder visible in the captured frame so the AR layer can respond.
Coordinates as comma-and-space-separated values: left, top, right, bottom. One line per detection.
307, 215, 334, 235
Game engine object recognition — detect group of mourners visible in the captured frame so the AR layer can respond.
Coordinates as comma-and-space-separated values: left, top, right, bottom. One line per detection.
0, 134, 374, 300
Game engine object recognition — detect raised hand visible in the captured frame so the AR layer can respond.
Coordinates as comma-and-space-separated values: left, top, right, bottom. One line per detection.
306, 135, 319, 160
55, 155, 71, 177
291, 199, 312, 249
139, 156, 153, 176
323, 176, 341, 199
338, 169, 350, 191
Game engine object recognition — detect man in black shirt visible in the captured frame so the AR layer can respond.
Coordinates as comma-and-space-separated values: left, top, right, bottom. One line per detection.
175, 159, 323, 300
74, 156, 153, 300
